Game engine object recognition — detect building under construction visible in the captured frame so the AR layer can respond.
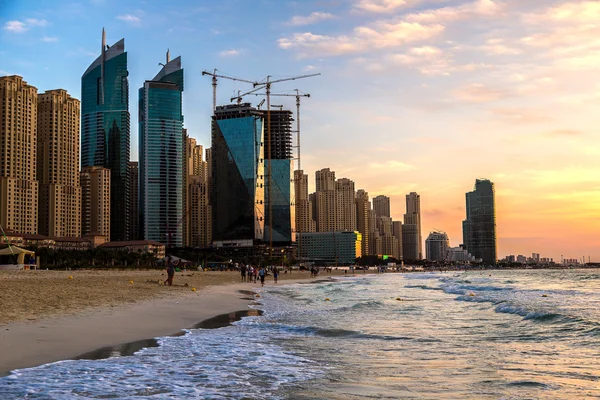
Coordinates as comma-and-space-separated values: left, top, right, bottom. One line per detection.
261, 109, 294, 245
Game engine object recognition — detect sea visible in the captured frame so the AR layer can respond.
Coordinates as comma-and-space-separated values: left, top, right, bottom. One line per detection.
1, 269, 599, 399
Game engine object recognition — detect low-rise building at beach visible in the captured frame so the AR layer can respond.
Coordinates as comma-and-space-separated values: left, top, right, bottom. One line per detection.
297, 231, 362, 265
98, 240, 165, 259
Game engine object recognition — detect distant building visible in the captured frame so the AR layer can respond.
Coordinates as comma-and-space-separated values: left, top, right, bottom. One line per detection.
98, 240, 165, 259
355, 189, 370, 256
425, 231, 449, 261
373, 195, 390, 218
392, 220, 403, 261
462, 179, 497, 263
0, 75, 39, 234
37, 89, 82, 238
81, 166, 111, 240
139, 53, 184, 247
186, 137, 211, 248
402, 224, 419, 261
127, 161, 139, 240
446, 246, 477, 262
336, 178, 356, 232
294, 170, 315, 234
404, 192, 422, 259
297, 231, 362, 265
81, 29, 130, 241
211, 103, 264, 245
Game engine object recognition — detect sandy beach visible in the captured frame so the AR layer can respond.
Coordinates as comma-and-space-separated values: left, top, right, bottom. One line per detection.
0, 268, 348, 376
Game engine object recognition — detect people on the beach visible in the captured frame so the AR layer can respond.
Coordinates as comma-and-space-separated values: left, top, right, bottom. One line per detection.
273, 266, 279, 283
259, 267, 266, 286
164, 256, 175, 286
240, 264, 247, 282
254, 267, 259, 283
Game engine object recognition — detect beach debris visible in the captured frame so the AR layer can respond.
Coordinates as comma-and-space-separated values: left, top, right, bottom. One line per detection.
191, 287, 196, 292
255, 294, 261, 298
129, 280, 134, 285
325, 298, 331, 301
396, 297, 402, 301
542, 294, 548, 297
469, 293, 475, 297
184, 282, 189, 287
68, 276, 73, 279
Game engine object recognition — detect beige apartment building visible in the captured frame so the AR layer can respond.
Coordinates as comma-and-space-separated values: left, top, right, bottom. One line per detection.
355, 189, 370, 257
404, 192, 422, 259
185, 137, 211, 247
373, 195, 390, 218
37, 89, 81, 237
294, 170, 315, 234
81, 166, 110, 240
0, 76, 39, 234
335, 178, 356, 232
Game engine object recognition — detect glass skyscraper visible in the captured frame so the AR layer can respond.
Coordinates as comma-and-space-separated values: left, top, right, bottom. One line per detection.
211, 103, 264, 244
81, 30, 130, 241
263, 109, 293, 245
139, 54, 184, 247
462, 179, 497, 263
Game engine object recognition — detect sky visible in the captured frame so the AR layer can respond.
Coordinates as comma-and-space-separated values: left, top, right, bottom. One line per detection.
1, 0, 599, 262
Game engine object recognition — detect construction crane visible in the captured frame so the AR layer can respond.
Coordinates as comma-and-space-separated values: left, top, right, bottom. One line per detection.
230, 85, 266, 105
252, 73, 321, 258
250, 90, 311, 171
201, 69, 255, 112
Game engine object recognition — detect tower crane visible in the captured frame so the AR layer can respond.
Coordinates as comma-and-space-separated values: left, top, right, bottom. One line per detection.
201, 69, 255, 112
252, 73, 320, 258
230, 85, 266, 105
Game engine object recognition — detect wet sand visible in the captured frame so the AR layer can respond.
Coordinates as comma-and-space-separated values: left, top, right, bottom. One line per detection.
0, 269, 349, 376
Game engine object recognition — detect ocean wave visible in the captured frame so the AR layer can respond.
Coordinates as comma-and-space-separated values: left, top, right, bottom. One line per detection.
404, 284, 443, 291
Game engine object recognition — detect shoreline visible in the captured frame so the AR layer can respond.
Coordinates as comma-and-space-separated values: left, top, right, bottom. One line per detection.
0, 273, 340, 377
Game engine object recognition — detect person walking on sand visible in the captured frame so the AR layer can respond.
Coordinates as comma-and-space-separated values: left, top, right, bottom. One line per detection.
273, 266, 279, 284
164, 256, 175, 286
254, 266, 259, 283
241, 264, 247, 282
259, 267, 266, 286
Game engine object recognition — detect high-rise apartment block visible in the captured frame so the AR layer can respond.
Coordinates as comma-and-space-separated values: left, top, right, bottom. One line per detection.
336, 178, 357, 232
37, 89, 81, 237
373, 195, 390, 218
392, 220, 403, 261
211, 103, 264, 245
402, 223, 419, 261
294, 170, 315, 234
404, 192, 422, 259
186, 137, 211, 248
426, 231, 449, 261
0, 76, 39, 234
81, 30, 130, 241
355, 189, 370, 257
462, 179, 497, 263
139, 54, 184, 247
127, 161, 138, 240
80, 166, 110, 240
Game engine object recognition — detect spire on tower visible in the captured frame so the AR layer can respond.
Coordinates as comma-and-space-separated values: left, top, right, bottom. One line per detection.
166, 48, 170, 63
102, 27, 106, 51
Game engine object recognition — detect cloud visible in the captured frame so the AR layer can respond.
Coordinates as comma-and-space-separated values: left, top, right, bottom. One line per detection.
406, 0, 502, 24
286, 12, 335, 26
369, 160, 415, 170
490, 107, 552, 124
218, 49, 242, 57
4, 18, 48, 33
278, 21, 444, 57
453, 83, 509, 103
41, 36, 58, 42
353, 0, 421, 13
117, 14, 141, 26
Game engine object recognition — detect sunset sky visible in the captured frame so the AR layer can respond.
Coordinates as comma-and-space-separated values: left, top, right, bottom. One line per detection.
1, 0, 599, 261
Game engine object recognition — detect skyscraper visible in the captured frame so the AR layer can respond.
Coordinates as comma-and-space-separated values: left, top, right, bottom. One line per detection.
0, 76, 38, 234
81, 166, 110, 240
373, 195, 390, 218
127, 161, 138, 240
294, 170, 315, 233
404, 192, 422, 259
355, 189, 370, 256
81, 29, 130, 241
314, 168, 337, 232
462, 179, 497, 263
139, 52, 184, 247
336, 178, 357, 232
211, 103, 264, 244
263, 109, 294, 244
37, 89, 81, 237
186, 137, 211, 248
